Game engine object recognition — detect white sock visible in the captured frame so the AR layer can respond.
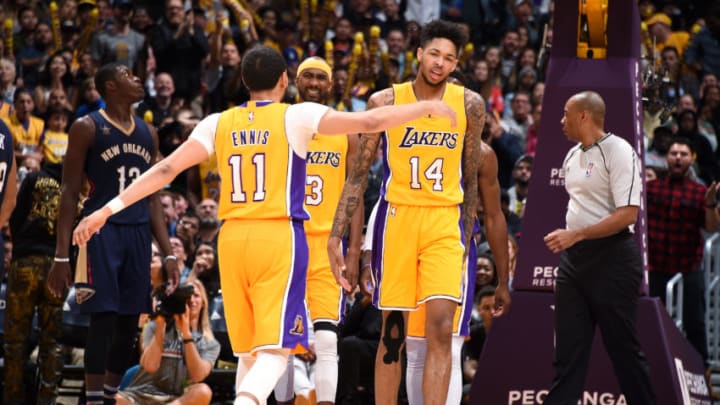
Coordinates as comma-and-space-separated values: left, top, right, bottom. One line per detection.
236, 349, 290, 405
405, 337, 427, 405
235, 353, 256, 395
447, 335, 465, 405
314, 329, 339, 403
273, 355, 295, 402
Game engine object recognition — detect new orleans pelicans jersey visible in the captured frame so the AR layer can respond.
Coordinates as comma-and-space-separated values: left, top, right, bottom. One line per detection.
214, 101, 309, 221
382, 82, 467, 206
82, 110, 153, 224
304, 134, 347, 234
198, 152, 221, 201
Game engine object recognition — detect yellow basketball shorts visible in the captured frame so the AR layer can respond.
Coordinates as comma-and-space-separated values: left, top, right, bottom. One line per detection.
371, 200, 466, 310
305, 233, 344, 325
407, 238, 477, 338
218, 219, 309, 354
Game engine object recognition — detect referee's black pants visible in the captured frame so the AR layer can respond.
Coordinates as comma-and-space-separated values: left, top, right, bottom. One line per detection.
544, 232, 656, 405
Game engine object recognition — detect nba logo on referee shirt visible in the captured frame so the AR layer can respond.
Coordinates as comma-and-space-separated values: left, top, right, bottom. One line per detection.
585, 162, 595, 177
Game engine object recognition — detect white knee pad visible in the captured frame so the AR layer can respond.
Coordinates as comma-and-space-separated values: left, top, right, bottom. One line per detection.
405, 337, 427, 405
273, 355, 295, 402
236, 349, 290, 405
314, 329, 339, 403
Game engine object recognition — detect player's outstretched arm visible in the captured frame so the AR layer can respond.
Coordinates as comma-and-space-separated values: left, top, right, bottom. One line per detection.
327, 89, 391, 291
317, 97, 457, 135
73, 138, 209, 246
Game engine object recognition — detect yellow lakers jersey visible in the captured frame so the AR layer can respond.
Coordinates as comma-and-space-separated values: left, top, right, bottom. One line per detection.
305, 134, 348, 234
3, 115, 45, 149
40, 129, 68, 164
215, 101, 309, 221
383, 82, 467, 206
199, 152, 221, 201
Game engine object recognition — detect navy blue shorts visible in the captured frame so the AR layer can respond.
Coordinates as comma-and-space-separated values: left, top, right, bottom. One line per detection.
78, 222, 152, 314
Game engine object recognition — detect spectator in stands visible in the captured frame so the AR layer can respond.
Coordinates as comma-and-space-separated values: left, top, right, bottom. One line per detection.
698, 84, 719, 148
684, 7, 720, 77
0, 58, 17, 107
674, 109, 717, 185
150, 0, 209, 103
13, 6, 39, 59
380, 0, 406, 35
90, 0, 147, 75
384, 28, 409, 80
507, 154, 532, 217
499, 30, 520, 86
4, 160, 64, 405
74, 77, 106, 120
16, 20, 53, 90
509, 0, 539, 49
205, 14, 246, 114
39, 106, 70, 164
43, 88, 74, 124
646, 138, 720, 397
487, 108, 522, 189
170, 236, 192, 281
475, 252, 498, 290
646, 13, 690, 62
189, 241, 220, 299
500, 189, 522, 238
3, 87, 44, 161
158, 190, 178, 237
502, 91, 533, 151
136, 72, 178, 128
176, 211, 201, 259
661, 46, 699, 103
116, 277, 220, 405
33, 52, 76, 116
461, 285, 496, 391
645, 126, 673, 178
525, 102, 542, 156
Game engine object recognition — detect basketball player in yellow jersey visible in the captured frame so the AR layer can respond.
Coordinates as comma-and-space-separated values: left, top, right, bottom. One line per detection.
71, 46, 457, 405
328, 20, 511, 405
273, 57, 362, 405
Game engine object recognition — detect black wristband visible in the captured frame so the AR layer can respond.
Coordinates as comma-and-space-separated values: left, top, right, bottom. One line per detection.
183, 338, 194, 344
707, 202, 717, 209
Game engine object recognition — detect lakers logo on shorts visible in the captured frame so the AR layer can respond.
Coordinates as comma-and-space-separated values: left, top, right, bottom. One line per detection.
290, 315, 305, 336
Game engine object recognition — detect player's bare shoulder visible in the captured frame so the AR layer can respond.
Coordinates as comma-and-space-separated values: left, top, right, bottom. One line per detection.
367, 87, 395, 109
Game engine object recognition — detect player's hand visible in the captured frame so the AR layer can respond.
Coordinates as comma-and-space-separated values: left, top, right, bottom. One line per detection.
426, 100, 457, 128
73, 209, 110, 247
359, 263, 373, 298
47, 262, 71, 299
327, 236, 351, 292
344, 252, 360, 291
543, 228, 581, 253
164, 257, 179, 295
492, 285, 511, 317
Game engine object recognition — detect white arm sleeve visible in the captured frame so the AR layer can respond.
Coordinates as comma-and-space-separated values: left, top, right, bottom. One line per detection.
188, 113, 221, 155
285, 102, 331, 157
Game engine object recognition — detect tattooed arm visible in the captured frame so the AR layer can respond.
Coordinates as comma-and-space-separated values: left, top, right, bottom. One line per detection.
462, 88, 485, 258
327, 88, 394, 291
